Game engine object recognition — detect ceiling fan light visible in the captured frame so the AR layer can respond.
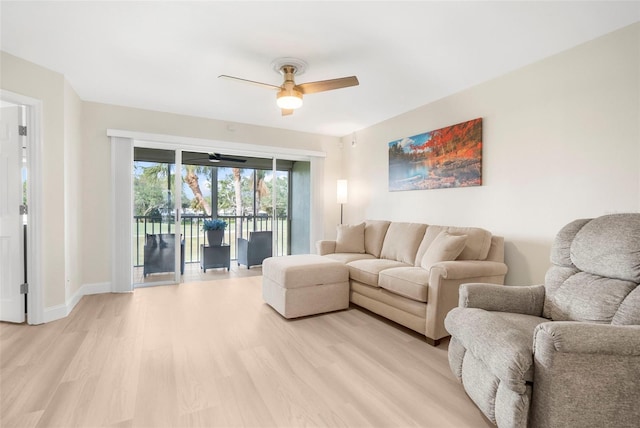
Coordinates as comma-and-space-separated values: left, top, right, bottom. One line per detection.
276, 89, 303, 109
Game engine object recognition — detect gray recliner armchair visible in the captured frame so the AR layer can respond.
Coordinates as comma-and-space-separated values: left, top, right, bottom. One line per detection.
445, 213, 640, 428
237, 231, 272, 269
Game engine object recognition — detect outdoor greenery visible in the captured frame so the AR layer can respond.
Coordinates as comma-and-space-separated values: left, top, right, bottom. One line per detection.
133, 162, 289, 219
215, 167, 289, 217
132, 160, 291, 270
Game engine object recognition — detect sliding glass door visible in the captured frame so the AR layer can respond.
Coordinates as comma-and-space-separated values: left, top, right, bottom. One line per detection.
131, 146, 292, 286
133, 148, 181, 287
110, 130, 323, 292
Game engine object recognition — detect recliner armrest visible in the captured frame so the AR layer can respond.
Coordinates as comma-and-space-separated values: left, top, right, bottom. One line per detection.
459, 283, 545, 316
531, 322, 640, 428
534, 322, 640, 356
316, 240, 336, 255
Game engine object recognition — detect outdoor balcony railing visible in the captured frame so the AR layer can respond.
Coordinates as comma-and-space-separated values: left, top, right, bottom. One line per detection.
133, 214, 289, 267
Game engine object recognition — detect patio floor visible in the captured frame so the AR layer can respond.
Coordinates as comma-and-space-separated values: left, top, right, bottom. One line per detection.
133, 260, 263, 286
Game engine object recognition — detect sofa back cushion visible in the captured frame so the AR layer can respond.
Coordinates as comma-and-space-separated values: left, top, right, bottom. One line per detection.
415, 225, 493, 265
364, 220, 391, 257
380, 222, 427, 264
544, 214, 640, 325
335, 222, 365, 253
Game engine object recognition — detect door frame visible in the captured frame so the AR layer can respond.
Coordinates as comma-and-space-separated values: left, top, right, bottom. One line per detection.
108, 129, 326, 292
1, 90, 44, 324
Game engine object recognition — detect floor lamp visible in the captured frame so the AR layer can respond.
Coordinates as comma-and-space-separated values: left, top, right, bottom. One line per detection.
337, 179, 348, 224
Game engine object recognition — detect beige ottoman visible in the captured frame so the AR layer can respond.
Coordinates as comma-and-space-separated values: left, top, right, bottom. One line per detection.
262, 254, 349, 318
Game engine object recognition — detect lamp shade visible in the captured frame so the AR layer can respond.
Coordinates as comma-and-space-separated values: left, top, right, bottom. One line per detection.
336, 179, 348, 204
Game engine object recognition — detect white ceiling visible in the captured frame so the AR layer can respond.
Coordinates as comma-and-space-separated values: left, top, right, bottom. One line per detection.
2, 1, 639, 137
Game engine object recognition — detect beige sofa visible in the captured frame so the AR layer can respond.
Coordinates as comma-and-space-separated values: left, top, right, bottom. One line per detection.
317, 220, 508, 345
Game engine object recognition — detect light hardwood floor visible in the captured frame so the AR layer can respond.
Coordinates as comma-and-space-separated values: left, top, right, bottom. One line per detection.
0, 276, 491, 428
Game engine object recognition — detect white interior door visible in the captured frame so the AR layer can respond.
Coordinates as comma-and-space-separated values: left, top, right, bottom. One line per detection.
0, 106, 25, 322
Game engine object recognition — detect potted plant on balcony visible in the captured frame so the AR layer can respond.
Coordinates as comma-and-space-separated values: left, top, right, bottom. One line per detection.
203, 218, 227, 246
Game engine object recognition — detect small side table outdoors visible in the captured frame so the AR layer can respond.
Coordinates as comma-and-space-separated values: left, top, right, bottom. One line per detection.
200, 244, 231, 272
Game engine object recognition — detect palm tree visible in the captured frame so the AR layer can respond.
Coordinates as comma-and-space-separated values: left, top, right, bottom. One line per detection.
183, 164, 211, 215
252, 170, 269, 214
134, 163, 172, 217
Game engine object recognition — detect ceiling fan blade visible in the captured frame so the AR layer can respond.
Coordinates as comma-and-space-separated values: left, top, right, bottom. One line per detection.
206, 153, 247, 163
218, 75, 281, 90
217, 154, 247, 163
281, 109, 294, 116
297, 76, 359, 94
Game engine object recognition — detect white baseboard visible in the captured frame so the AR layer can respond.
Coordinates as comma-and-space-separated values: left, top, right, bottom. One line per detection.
43, 282, 112, 323
42, 303, 68, 323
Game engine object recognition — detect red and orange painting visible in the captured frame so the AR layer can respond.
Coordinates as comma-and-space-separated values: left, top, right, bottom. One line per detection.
388, 118, 482, 191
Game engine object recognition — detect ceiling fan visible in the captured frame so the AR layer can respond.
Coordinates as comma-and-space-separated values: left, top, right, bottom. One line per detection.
184, 152, 247, 164
219, 58, 359, 116
208, 153, 246, 163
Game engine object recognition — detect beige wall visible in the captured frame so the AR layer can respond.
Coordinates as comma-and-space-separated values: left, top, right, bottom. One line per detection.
342, 23, 640, 285
64, 79, 83, 299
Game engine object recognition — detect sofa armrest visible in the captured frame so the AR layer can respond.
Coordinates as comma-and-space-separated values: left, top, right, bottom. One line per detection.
425, 261, 509, 342
459, 283, 545, 316
531, 322, 640, 427
534, 322, 640, 356
316, 240, 336, 255
431, 260, 508, 280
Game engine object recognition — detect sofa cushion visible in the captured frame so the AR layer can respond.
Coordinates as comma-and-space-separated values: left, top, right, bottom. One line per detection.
378, 267, 430, 302
380, 222, 427, 264
262, 254, 348, 289
324, 253, 376, 264
365, 220, 391, 257
347, 258, 410, 287
350, 281, 427, 318
335, 222, 365, 253
448, 226, 492, 260
420, 231, 467, 271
